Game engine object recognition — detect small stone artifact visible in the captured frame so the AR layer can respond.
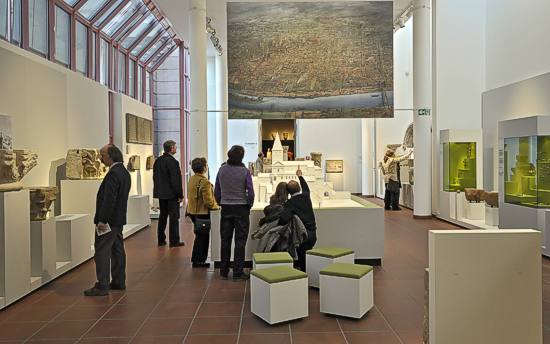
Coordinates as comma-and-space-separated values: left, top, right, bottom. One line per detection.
310, 152, 322, 168
29, 187, 57, 221
0, 149, 38, 191
464, 188, 483, 203
403, 123, 414, 148
66, 149, 107, 180
146, 155, 155, 170
482, 191, 499, 208
128, 155, 141, 171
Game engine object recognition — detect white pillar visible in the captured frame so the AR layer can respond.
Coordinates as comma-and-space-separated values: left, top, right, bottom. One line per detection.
412, 0, 432, 217
216, 53, 229, 166
189, 0, 208, 160
361, 118, 376, 196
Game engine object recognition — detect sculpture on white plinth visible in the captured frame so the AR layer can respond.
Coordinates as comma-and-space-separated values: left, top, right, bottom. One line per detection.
29, 187, 57, 221
0, 149, 38, 191
66, 149, 107, 180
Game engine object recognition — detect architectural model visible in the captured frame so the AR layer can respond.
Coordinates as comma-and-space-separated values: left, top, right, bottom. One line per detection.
66, 149, 107, 180
0, 149, 38, 191
29, 187, 57, 221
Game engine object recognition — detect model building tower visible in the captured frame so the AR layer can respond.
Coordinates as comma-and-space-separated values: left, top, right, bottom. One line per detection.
272, 132, 284, 163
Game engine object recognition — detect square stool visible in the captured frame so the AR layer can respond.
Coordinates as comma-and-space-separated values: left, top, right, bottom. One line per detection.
319, 263, 373, 319
253, 252, 294, 270
306, 247, 355, 288
250, 266, 309, 324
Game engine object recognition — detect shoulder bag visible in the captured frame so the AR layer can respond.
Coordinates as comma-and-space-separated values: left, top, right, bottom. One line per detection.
193, 178, 212, 235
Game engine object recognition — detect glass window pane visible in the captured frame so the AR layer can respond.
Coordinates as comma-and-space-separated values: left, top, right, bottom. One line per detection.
78, 0, 110, 20
76, 21, 87, 75
93, 0, 124, 27
62, 0, 78, 6
28, 0, 48, 55
149, 42, 174, 68
118, 51, 126, 93
137, 66, 142, 101
102, 0, 143, 37
121, 12, 153, 49
139, 33, 169, 63
11, 0, 22, 44
100, 38, 109, 86
0, 0, 7, 39
145, 71, 150, 105
54, 6, 70, 66
131, 23, 161, 56
128, 59, 135, 97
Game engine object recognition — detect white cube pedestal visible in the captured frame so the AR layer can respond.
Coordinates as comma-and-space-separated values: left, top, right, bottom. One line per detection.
0, 190, 31, 307
464, 202, 484, 220
55, 214, 90, 268
485, 206, 499, 226
30, 218, 57, 283
320, 271, 374, 319
306, 253, 355, 288
124, 195, 151, 238
253, 262, 294, 270
251, 275, 308, 324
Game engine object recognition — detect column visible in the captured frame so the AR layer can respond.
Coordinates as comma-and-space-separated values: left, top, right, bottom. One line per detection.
189, 0, 208, 159
361, 118, 376, 196
412, 0, 432, 217
216, 53, 229, 167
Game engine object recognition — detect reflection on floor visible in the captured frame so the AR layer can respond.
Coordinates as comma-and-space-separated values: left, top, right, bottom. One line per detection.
0, 199, 548, 343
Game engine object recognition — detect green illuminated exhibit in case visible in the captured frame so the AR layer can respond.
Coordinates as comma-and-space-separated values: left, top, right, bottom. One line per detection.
504, 136, 550, 208
443, 142, 477, 192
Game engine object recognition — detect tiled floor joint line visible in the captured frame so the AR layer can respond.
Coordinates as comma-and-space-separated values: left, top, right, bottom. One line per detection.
181, 280, 211, 343
236, 280, 248, 343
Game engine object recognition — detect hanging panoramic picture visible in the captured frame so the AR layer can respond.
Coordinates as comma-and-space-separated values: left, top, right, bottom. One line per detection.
227, 1, 393, 119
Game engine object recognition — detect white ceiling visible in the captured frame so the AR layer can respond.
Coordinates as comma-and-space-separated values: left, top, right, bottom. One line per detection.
155, 0, 411, 55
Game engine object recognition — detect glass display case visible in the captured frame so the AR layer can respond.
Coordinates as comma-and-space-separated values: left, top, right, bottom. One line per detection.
443, 142, 477, 191
504, 135, 550, 208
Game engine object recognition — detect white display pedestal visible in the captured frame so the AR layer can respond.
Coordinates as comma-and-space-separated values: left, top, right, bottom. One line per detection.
485, 206, 499, 226
0, 190, 31, 307
55, 214, 90, 269
429, 230, 541, 344
124, 195, 151, 238
464, 202, 484, 220
30, 218, 57, 283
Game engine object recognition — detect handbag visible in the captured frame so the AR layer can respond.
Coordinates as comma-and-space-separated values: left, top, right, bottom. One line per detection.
387, 179, 400, 193
193, 178, 211, 235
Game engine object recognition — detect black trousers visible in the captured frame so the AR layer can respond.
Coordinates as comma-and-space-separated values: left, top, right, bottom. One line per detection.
220, 204, 250, 276
189, 214, 210, 264
296, 230, 317, 272
94, 225, 125, 289
158, 198, 180, 245
384, 183, 400, 210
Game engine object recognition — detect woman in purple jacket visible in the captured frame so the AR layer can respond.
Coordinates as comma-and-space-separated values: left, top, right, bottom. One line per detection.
214, 145, 255, 280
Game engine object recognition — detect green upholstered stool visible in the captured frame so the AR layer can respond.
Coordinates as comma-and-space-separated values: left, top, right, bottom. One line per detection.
319, 263, 374, 319
306, 247, 355, 288
250, 266, 309, 325
253, 252, 294, 270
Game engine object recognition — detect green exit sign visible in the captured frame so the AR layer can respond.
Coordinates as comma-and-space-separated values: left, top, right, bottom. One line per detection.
417, 108, 431, 116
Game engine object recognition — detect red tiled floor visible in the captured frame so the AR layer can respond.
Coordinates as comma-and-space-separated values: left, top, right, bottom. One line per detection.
1, 202, 548, 343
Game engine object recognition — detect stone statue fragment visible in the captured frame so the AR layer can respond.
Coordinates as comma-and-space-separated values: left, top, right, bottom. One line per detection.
66, 149, 107, 180
310, 152, 322, 168
29, 187, 57, 221
146, 155, 155, 170
0, 149, 38, 191
0, 114, 13, 149
464, 188, 483, 203
128, 155, 141, 171
482, 191, 498, 208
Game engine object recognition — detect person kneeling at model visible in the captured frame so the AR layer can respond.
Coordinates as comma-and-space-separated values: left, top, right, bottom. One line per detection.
278, 168, 317, 271
186, 157, 219, 268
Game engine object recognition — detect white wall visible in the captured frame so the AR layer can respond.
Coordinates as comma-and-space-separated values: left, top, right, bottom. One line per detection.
227, 119, 260, 167
485, 0, 550, 90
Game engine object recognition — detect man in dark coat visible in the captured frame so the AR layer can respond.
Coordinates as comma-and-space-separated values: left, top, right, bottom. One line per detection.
84, 144, 131, 296
153, 140, 184, 247
279, 167, 317, 271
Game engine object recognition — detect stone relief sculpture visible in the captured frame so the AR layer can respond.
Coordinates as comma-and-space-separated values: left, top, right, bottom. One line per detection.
464, 188, 483, 203
29, 187, 57, 221
310, 152, 322, 168
403, 123, 414, 148
146, 155, 155, 170
66, 149, 107, 180
482, 191, 499, 208
0, 149, 38, 191
0, 114, 13, 149
128, 155, 141, 171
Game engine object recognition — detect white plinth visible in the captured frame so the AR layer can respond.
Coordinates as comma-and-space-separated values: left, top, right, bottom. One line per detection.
0, 190, 31, 307
320, 271, 373, 319
485, 206, 499, 227
55, 214, 90, 268
306, 253, 355, 288
464, 202, 484, 220
124, 195, 150, 238
429, 230, 542, 344
30, 218, 57, 282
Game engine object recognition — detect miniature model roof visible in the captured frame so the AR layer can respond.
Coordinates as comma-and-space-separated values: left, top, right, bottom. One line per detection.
272, 132, 283, 152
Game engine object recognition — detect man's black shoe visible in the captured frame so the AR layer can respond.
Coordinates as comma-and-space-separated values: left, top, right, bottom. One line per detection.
84, 286, 109, 296
392, 207, 402, 211
158, 241, 167, 247
192, 262, 210, 268
109, 283, 126, 290
232, 272, 250, 281
169, 242, 185, 248
220, 272, 229, 280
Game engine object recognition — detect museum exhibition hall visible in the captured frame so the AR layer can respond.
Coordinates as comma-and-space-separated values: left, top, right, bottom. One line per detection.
0, 0, 548, 343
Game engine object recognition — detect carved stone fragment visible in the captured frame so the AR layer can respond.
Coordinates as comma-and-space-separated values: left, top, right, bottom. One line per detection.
29, 187, 57, 221
310, 152, 322, 168
128, 155, 141, 171
146, 155, 155, 170
66, 149, 107, 180
0, 114, 13, 149
464, 188, 483, 203
0, 149, 38, 191
482, 191, 499, 208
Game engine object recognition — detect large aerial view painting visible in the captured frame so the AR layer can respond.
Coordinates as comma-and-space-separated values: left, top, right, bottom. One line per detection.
227, 1, 393, 119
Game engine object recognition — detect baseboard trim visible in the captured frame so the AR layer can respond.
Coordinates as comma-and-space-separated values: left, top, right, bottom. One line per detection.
413, 215, 433, 219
